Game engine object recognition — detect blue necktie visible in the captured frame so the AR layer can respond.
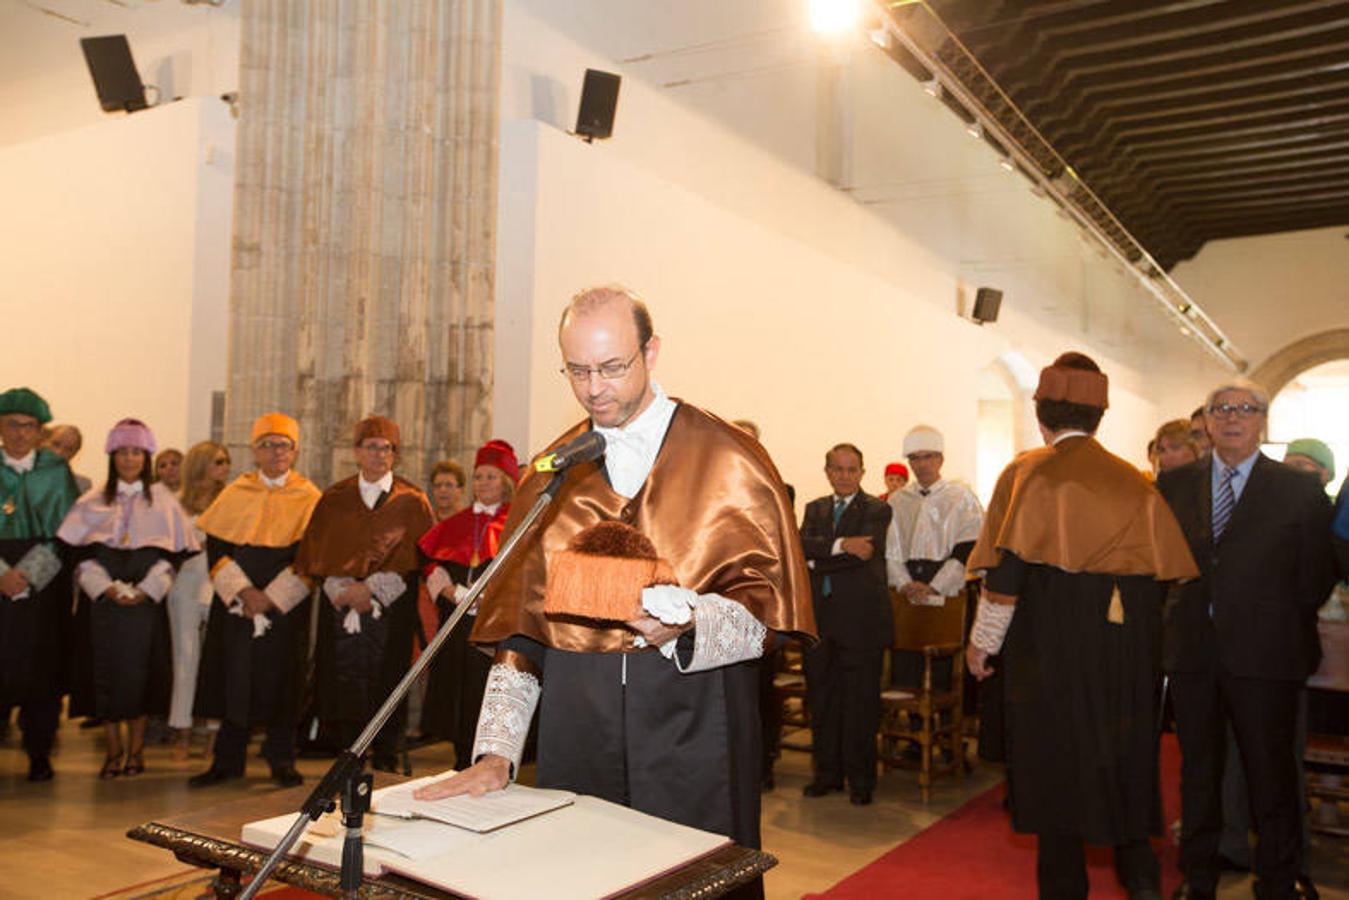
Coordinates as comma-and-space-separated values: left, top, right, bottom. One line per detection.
823, 497, 845, 597
1212, 465, 1236, 542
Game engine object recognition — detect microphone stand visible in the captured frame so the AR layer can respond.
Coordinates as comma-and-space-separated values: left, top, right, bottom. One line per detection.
240, 470, 568, 899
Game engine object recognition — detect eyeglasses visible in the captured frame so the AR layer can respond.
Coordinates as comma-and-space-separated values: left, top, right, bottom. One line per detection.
1207, 403, 1265, 419
212, 457, 230, 465
560, 349, 642, 383
0, 419, 39, 432
360, 442, 396, 455
256, 439, 295, 451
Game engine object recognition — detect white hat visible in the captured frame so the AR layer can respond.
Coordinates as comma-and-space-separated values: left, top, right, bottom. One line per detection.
903, 426, 944, 456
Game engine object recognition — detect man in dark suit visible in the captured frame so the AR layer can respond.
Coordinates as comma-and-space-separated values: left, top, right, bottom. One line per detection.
1158, 378, 1336, 900
800, 443, 892, 806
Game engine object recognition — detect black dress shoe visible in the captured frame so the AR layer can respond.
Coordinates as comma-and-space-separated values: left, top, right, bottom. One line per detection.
1296, 875, 1319, 899
849, 789, 873, 806
26, 757, 53, 782
801, 779, 844, 798
188, 767, 242, 789
1171, 884, 1215, 900
271, 766, 304, 788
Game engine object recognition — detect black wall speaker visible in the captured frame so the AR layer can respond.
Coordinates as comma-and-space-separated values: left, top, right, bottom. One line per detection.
575, 69, 621, 141
972, 287, 1003, 324
80, 35, 148, 113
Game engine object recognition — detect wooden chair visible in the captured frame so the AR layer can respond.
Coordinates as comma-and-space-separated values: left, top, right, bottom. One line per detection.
877, 587, 967, 802
1305, 618, 1349, 836
773, 640, 812, 752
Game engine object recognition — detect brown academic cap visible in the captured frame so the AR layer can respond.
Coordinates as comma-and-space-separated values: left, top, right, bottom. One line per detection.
1033, 352, 1109, 409
353, 415, 400, 450
544, 521, 679, 622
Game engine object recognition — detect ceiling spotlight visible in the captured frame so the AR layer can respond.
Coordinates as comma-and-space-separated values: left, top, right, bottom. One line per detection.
1180, 326, 1192, 337
921, 77, 941, 98
965, 120, 983, 139
808, 0, 861, 34
868, 27, 891, 49
998, 156, 1015, 172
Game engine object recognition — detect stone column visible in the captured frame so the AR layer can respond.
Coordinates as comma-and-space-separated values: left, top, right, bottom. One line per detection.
227, 0, 501, 489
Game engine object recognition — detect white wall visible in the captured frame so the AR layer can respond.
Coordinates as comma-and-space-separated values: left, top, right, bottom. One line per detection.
493, 2, 1220, 504
1171, 227, 1349, 373
0, 99, 234, 482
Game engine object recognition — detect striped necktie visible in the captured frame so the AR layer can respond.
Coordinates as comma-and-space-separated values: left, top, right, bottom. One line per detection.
1212, 465, 1237, 542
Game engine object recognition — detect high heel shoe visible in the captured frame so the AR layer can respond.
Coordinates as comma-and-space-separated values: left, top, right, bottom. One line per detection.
100, 754, 123, 780
122, 749, 145, 777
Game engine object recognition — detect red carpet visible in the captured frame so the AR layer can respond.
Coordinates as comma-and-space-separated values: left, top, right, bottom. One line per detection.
811, 736, 1184, 898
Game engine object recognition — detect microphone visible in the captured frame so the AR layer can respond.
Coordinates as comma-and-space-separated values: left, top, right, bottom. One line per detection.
533, 431, 606, 473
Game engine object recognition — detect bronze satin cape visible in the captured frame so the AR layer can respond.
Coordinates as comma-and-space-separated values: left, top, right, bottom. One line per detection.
471, 402, 815, 651
293, 476, 434, 578
969, 436, 1198, 581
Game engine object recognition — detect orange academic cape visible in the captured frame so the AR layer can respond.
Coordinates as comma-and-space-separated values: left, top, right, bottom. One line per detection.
471, 402, 815, 652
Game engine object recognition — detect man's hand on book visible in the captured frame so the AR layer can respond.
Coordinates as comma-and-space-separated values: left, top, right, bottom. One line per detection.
413, 754, 511, 800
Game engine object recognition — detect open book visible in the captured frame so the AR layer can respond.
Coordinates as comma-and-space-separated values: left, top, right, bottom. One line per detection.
241, 771, 732, 898
373, 775, 575, 833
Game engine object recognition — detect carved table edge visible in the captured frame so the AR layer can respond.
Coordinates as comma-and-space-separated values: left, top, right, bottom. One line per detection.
652, 849, 778, 899
125, 823, 420, 898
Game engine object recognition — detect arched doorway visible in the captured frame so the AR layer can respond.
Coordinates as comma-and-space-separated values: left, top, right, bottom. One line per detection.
1267, 358, 1349, 498
975, 352, 1037, 505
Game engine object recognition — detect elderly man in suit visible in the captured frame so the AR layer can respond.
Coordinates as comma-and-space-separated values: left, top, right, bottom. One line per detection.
1157, 378, 1336, 900
800, 443, 892, 806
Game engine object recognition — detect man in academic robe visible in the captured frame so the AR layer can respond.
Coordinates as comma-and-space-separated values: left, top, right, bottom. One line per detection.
1158, 380, 1335, 900
799, 443, 892, 806
189, 413, 321, 788
965, 352, 1198, 899
415, 286, 814, 857
0, 387, 79, 781
295, 415, 434, 771
885, 425, 983, 695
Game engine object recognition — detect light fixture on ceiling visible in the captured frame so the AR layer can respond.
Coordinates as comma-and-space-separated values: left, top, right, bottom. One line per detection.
868, 26, 891, 49
921, 77, 941, 98
998, 156, 1015, 172
965, 120, 983, 139
808, 0, 861, 34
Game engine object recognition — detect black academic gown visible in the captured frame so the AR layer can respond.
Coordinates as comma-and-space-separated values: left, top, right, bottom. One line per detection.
194, 537, 309, 728
423, 558, 493, 767
0, 538, 70, 707
504, 634, 764, 850
989, 551, 1164, 844
68, 545, 173, 721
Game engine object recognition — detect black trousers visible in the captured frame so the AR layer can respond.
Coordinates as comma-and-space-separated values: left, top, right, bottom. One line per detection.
212, 719, 296, 774
803, 636, 882, 791
1171, 668, 1301, 898
1036, 835, 1158, 899
2, 697, 59, 761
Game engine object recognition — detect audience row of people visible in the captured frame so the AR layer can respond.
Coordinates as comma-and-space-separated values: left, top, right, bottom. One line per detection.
0, 387, 518, 788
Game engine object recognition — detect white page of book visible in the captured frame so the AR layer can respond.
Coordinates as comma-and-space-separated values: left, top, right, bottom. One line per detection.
374, 775, 576, 833
241, 779, 732, 898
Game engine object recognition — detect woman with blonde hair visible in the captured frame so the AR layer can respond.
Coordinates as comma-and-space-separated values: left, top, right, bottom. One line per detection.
167, 441, 231, 755
1152, 419, 1201, 474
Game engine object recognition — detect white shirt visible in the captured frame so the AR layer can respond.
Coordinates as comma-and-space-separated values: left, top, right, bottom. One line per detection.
359, 471, 394, 510
828, 493, 857, 556
3, 450, 35, 474
885, 477, 984, 596
116, 479, 144, 498
472, 500, 501, 516
259, 470, 289, 490
593, 383, 678, 500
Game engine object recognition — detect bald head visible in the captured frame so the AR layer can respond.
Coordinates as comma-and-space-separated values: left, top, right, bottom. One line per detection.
558, 285, 660, 429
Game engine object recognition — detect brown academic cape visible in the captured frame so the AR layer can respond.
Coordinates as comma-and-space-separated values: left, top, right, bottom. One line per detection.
194, 470, 321, 727
295, 476, 434, 754
970, 436, 1198, 845
471, 402, 813, 849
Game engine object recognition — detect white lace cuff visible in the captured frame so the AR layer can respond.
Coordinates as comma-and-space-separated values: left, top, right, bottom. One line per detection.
426, 566, 452, 601
323, 575, 355, 604
76, 560, 114, 599
136, 559, 175, 602
365, 571, 407, 607
970, 594, 1016, 654
675, 593, 767, 673
265, 567, 311, 613
472, 663, 541, 779
211, 558, 252, 608
15, 543, 62, 591
929, 559, 967, 599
